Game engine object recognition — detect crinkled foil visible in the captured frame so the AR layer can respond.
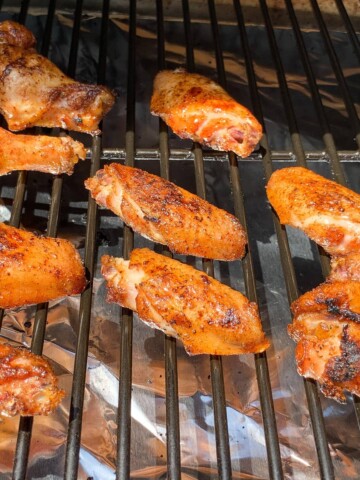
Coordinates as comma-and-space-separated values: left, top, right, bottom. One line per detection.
0, 7, 360, 479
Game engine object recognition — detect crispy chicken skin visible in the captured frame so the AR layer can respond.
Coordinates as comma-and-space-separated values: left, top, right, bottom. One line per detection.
266, 167, 360, 256
0, 343, 65, 416
0, 20, 115, 134
288, 312, 360, 402
150, 69, 262, 158
0, 126, 86, 175
85, 163, 247, 260
289, 282, 360, 402
0, 223, 86, 309
101, 249, 270, 356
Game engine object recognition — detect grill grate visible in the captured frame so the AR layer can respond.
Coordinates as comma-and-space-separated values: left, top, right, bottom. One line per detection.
0, 1, 359, 479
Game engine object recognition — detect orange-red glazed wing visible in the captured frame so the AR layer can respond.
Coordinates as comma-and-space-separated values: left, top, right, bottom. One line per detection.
101, 248, 270, 355
288, 312, 360, 403
0, 126, 86, 175
0, 343, 65, 416
0, 223, 86, 309
289, 281, 360, 402
150, 69, 262, 158
0, 20, 115, 134
266, 167, 360, 256
85, 163, 247, 260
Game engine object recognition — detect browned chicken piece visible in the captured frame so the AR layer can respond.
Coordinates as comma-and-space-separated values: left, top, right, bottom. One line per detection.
0, 343, 65, 416
289, 281, 360, 402
0, 223, 86, 309
329, 254, 360, 282
288, 311, 360, 403
151, 69, 262, 158
85, 163, 247, 261
0, 20, 115, 134
101, 248, 270, 355
266, 167, 360, 256
0, 126, 86, 175
291, 281, 360, 322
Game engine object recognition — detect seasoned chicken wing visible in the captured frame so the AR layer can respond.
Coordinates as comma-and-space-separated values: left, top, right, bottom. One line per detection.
151, 69, 262, 158
288, 312, 360, 403
85, 163, 247, 260
266, 167, 360, 255
0, 343, 65, 416
0, 223, 86, 309
0, 126, 86, 175
101, 249, 270, 355
0, 20, 115, 134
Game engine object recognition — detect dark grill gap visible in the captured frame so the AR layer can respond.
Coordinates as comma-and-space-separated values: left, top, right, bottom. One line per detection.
0, 1, 358, 479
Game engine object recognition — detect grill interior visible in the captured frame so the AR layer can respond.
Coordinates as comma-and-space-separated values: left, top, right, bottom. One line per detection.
0, 0, 359, 479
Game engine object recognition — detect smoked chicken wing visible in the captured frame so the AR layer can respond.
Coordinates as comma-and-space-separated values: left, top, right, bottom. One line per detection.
151, 69, 262, 158
0, 126, 86, 175
101, 248, 270, 355
0, 343, 65, 416
289, 281, 360, 402
266, 167, 360, 256
329, 254, 360, 282
85, 163, 247, 260
0, 223, 86, 309
0, 20, 115, 134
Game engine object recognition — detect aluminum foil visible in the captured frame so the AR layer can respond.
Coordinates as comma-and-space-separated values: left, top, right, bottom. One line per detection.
0, 7, 360, 479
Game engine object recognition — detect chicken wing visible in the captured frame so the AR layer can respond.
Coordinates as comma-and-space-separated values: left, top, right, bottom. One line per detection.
0, 126, 86, 175
0, 343, 65, 416
150, 69, 262, 158
288, 312, 360, 402
85, 163, 247, 260
0, 223, 86, 309
266, 167, 360, 255
101, 248, 270, 355
0, 20, 115, 134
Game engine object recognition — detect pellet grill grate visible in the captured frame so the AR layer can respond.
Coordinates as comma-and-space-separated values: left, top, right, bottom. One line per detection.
0, 0, 359, 479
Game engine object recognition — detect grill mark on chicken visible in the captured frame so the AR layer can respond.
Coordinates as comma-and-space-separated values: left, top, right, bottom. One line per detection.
326, 325, 360, 383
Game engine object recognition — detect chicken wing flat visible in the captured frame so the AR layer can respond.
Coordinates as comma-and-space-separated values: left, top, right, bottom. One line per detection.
0, 223, 86, 309
85, 163, 247, 260
288, 312, 360, 402
0, 126, 86, 175
266, 167, 360, 255
0, 20, 115, 134
150, 69, 262, 158
101, 248, 270, 355
0, 343, 65, 416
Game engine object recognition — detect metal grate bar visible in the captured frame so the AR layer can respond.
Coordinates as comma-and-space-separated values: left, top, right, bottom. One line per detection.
236, 1, 334, 478
156, 1, 182, 478
309, 0, 360, 149
208, 1, 284, 477
17, 0, 29, 24
284, 0, 346, 186
334, 0, 360, 64
258, 0, 306, 167
64, 1, 109, 478
116, 1, 136, 478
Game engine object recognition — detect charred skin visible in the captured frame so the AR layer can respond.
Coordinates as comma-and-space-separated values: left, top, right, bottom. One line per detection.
101, 248, 270, 356
0, 223, 86, 309
0, 20, 115, 134
85, 163, 247, 261
289, 313, 360, 403
0, 343, 65, 416
267, 167, 360, 256
0, 126, 86, 175
151, 69, 262, 158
